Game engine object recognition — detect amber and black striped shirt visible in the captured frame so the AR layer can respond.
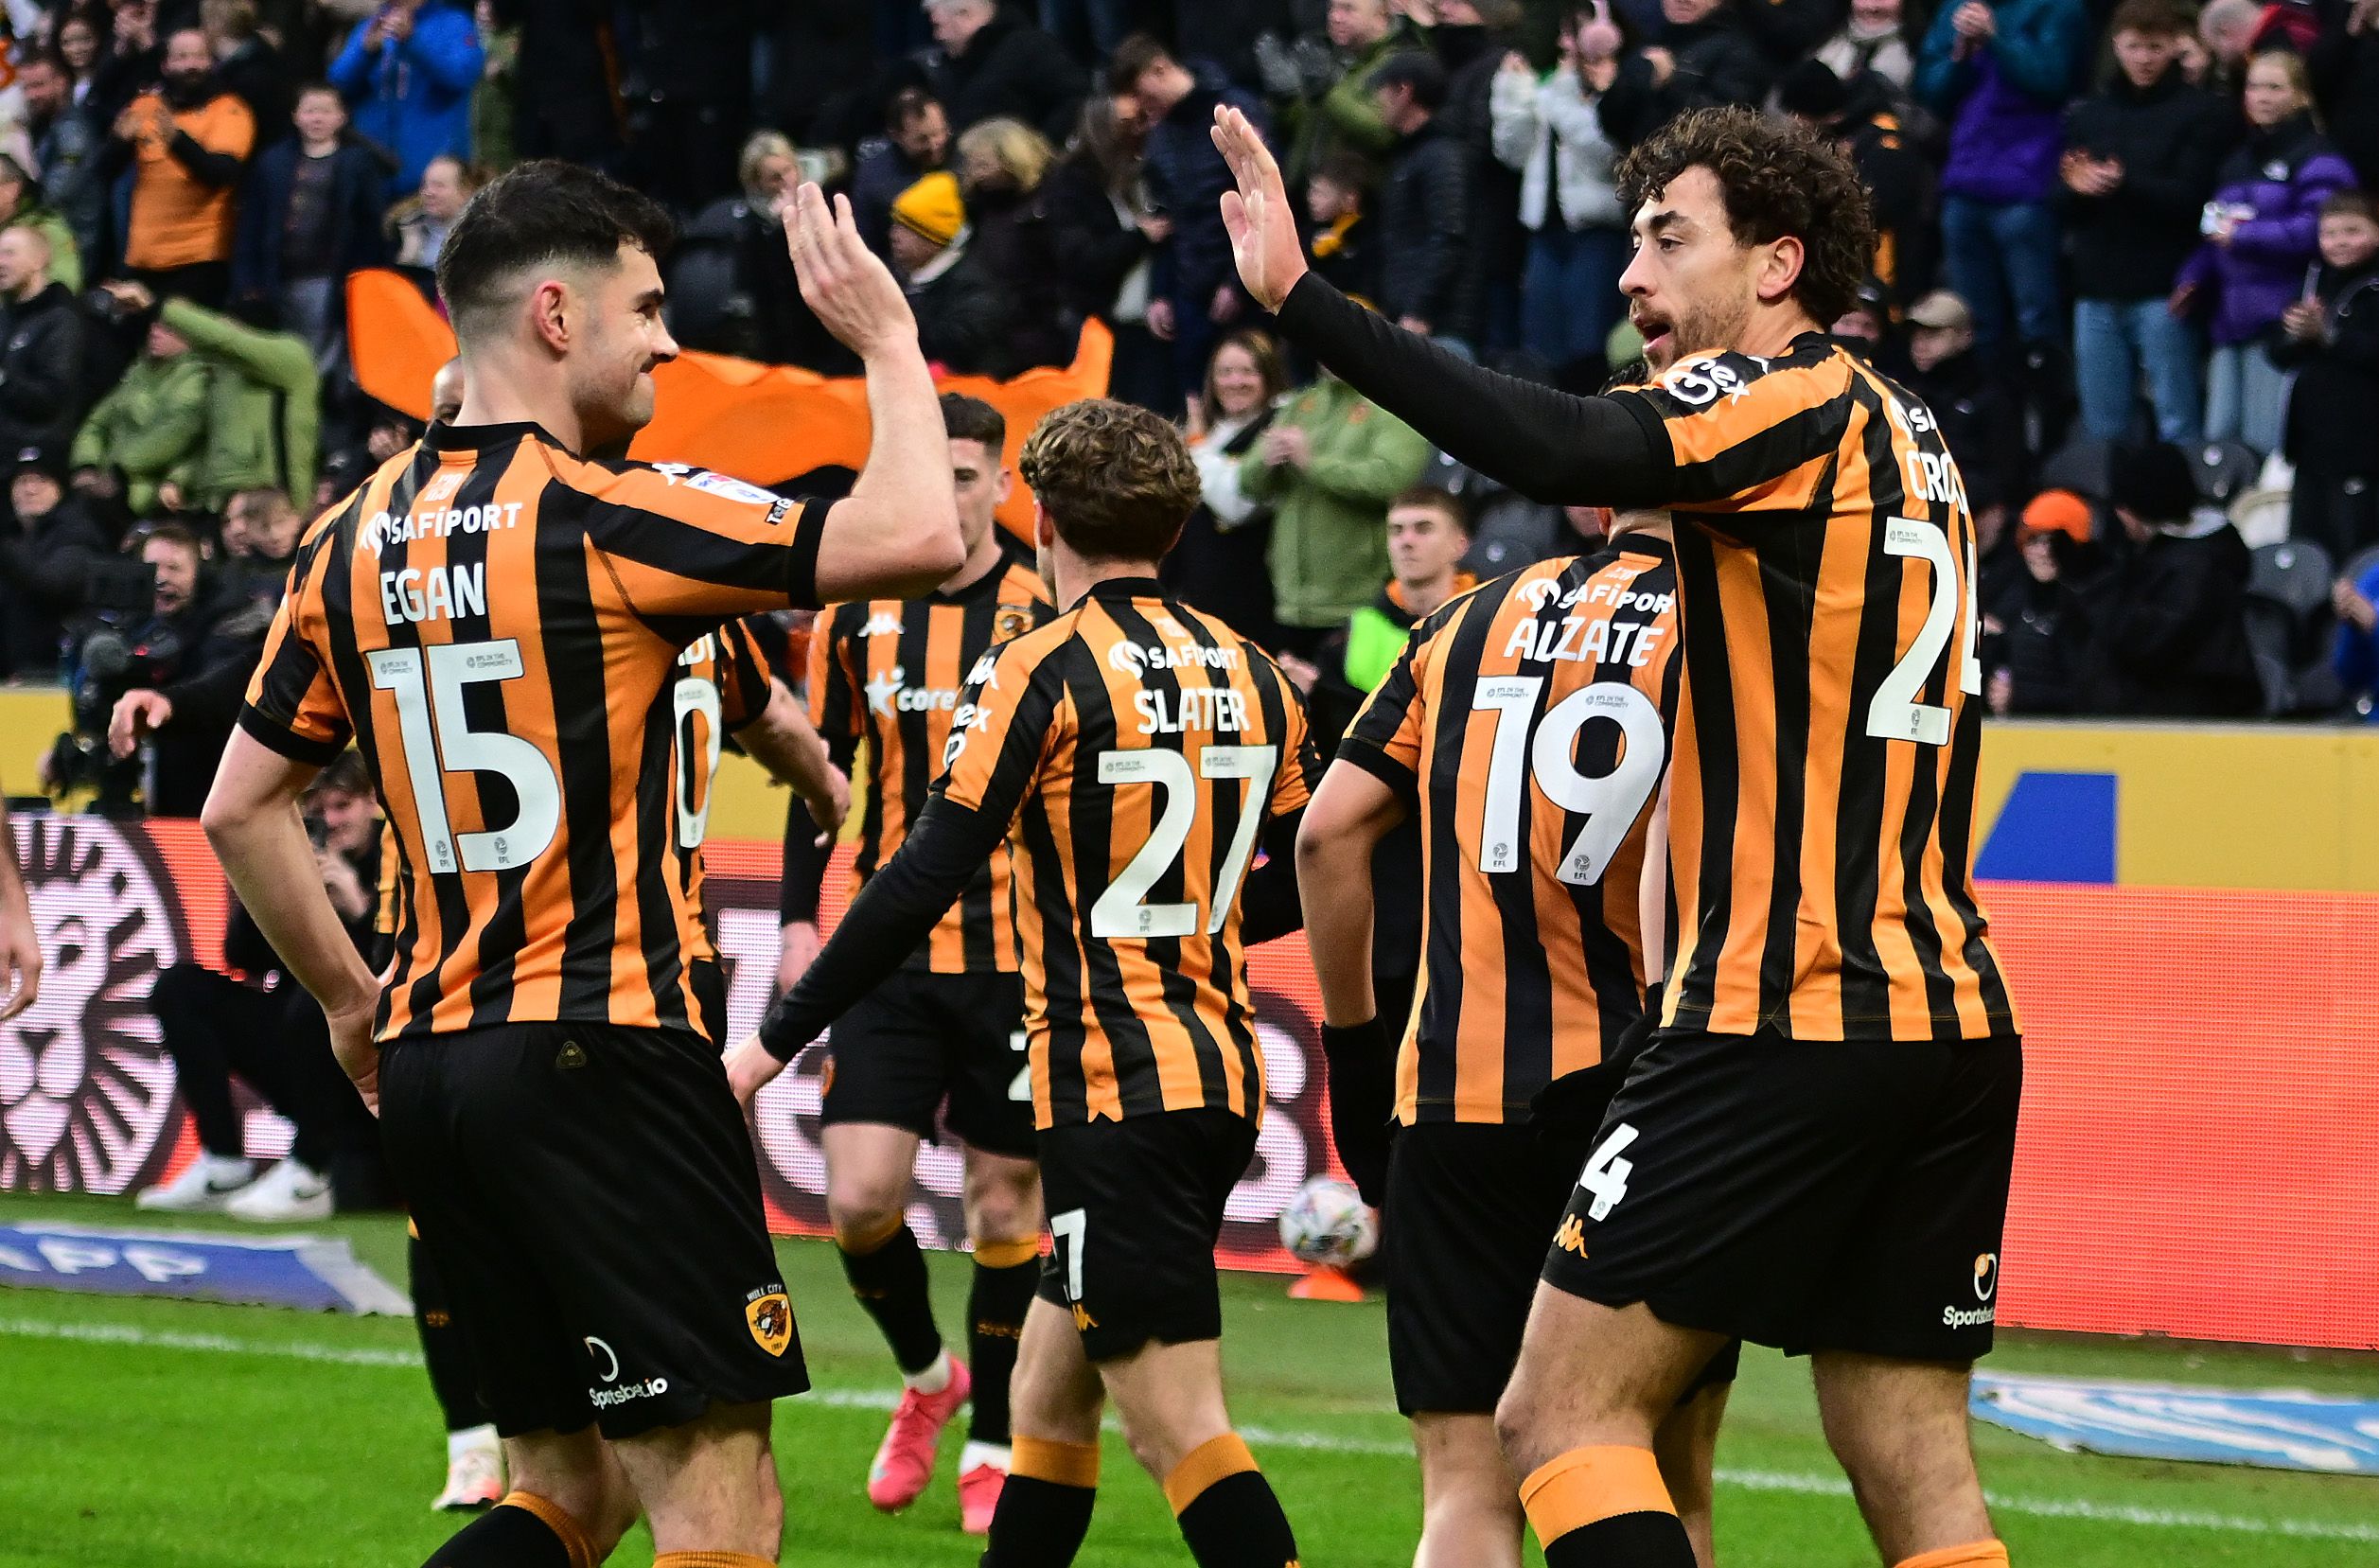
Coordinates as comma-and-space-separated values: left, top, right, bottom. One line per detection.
1341, 541, 1683, 1124
242, 421, 829, 1043
798, 545, 1051, 972
1274, 278, 2018, 1045
762, 581, 1321, 1128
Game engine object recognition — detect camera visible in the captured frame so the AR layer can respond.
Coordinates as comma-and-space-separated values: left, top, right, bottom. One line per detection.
45, 616, 185, 816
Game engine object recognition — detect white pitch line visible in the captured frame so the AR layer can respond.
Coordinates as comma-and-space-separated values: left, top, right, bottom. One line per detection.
7, 1314, 2375, 1544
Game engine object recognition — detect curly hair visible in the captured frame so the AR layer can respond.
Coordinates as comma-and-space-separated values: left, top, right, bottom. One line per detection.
1614, 107, 1874, 329
1020, 398, 1202, 561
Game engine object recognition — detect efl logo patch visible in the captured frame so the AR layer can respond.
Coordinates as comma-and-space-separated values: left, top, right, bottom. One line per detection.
747, 1286, 793, 1357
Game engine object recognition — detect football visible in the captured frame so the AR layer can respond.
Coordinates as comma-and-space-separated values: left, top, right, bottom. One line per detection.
1278, 1175, 1379, 1268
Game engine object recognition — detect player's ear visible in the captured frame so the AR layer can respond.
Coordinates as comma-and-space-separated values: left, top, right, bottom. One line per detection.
1033, 497, 1054, 550
530, 278, 572, 353
994, 465, 1013, 504
1756, 236, 1805, 307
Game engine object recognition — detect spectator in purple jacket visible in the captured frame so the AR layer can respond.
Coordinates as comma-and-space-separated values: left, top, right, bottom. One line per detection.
1916, 0, 2089, 352
2172, 50, 2361, 454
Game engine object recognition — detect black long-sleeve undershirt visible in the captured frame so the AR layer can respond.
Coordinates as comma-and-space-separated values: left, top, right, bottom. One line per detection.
757, 796, 1306, 1060
1272, 273, 1678, 508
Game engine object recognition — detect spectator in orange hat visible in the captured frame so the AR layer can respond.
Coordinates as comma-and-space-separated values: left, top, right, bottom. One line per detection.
1982, 487, 2099, 714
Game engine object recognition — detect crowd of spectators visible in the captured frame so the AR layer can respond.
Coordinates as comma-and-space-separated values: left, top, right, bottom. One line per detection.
4, 0, 2379, 828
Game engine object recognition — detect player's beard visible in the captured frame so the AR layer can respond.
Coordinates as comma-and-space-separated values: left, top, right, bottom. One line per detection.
1656, 293, 1755, 370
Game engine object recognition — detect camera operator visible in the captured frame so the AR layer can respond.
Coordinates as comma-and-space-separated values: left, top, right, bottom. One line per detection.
0, 443, 108, 678
133, 750, 382, 1221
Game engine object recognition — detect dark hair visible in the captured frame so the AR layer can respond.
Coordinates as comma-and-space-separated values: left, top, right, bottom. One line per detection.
1197, 328, 1289, 430
940, 392, 1006, 450
1019, 398, 1202, 561
1108, 32, 1176, 93
293, 79, 342, 107
1774, 58, 1849, 122
2107, 0, 2194, 38
1614, 107, 1873, 329
16, 48, 64, 76
2107, 440, 2197, 523
435, 160, 676, 343
886, 85, 942, 133
309, 749, 373, 800
1310, 150, 1370, 198
1388, 484, 1471, 534
2322, 190, 2378, 223
1368, 51, 1448, 113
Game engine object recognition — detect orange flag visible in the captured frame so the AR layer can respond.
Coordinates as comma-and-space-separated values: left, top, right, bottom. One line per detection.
344, 269, 1114, 538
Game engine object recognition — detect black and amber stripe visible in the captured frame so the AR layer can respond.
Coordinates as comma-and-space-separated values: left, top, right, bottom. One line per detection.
240, 421, 828, 1043
808, 546, 1050, 974
938, 582, 1320, 1128
1606, 340, 2019, 1042
1340, 543, 1683, 1125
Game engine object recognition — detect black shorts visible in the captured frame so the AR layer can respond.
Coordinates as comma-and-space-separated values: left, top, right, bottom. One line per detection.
1387, 1109, 1740, 1416
1542, 1030, 2023, 1363
379, 1023, 810, 1440
1033, 1109, 1258, 1363
819, 970, 1034, 1158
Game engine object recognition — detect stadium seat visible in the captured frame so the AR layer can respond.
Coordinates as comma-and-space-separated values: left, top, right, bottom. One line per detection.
2193, 440, 2262, 508
2038, 434, 2112, 502
2245, 539, 2342, 715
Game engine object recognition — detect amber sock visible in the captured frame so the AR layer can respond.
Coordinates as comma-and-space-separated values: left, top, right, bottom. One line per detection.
1164, 1434, 1299, 1568
1895, 1542, 2011, 1568
1522, 1446, 1696, 1567
421, 1491, 590, 1568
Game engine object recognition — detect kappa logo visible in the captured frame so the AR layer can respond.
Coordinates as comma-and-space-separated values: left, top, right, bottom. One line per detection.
860, 610, 904, 640
1070, 1302, 1100, 1332
746, 1285, 794, 1357
1552, 1216, 1590, 1257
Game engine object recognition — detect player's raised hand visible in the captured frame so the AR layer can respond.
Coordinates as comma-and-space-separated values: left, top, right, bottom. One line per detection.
726, 1036, 787, 1106
1211, 105, 1307, 313
786, 183, 917, 360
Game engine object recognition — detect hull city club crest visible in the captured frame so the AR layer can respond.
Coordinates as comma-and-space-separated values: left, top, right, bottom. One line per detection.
747, 1284, 794, 1356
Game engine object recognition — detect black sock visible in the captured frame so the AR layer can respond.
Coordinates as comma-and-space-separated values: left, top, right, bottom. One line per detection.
966, 1255, 1038, 1446
419, 1502, 573, 1567
1174, 1470, 1298, 1568
837, 1222, 943, 1375
1542, 1513, 1700, 1566
410, 1235, 491, 1432
980, 1473, 1097, 1566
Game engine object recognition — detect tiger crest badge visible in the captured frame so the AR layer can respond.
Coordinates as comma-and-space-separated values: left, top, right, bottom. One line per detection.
746, 1285, 793, 1357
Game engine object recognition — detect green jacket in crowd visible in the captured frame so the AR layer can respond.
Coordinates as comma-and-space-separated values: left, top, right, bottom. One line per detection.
70, 351, 212, 516
1282, 17, 1428, 194
1238, 376, 1431, 633
161, 297, 319, 507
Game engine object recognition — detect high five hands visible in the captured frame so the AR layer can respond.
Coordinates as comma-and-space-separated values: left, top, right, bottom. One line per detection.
1211, 106, 1308, 314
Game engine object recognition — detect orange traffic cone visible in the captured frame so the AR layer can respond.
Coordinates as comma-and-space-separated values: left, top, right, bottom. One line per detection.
1287, 1264, 1366, 1302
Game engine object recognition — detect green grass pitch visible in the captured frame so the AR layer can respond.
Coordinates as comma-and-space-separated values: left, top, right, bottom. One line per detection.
3, 1192, 2374, 1567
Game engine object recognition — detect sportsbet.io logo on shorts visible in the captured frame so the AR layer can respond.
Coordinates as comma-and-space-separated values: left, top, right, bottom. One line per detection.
1942, 1252, 2000, 1330
584, 1335, 669, 1409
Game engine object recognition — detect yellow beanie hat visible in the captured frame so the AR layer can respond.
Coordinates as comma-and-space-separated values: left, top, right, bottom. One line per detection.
891, 171, 965, 248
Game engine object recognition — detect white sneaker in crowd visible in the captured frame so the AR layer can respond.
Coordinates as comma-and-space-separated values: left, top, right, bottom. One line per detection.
223, 1159, 333, 1223
432, 1424, 506, 1511
133, 1154, 256, 1212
